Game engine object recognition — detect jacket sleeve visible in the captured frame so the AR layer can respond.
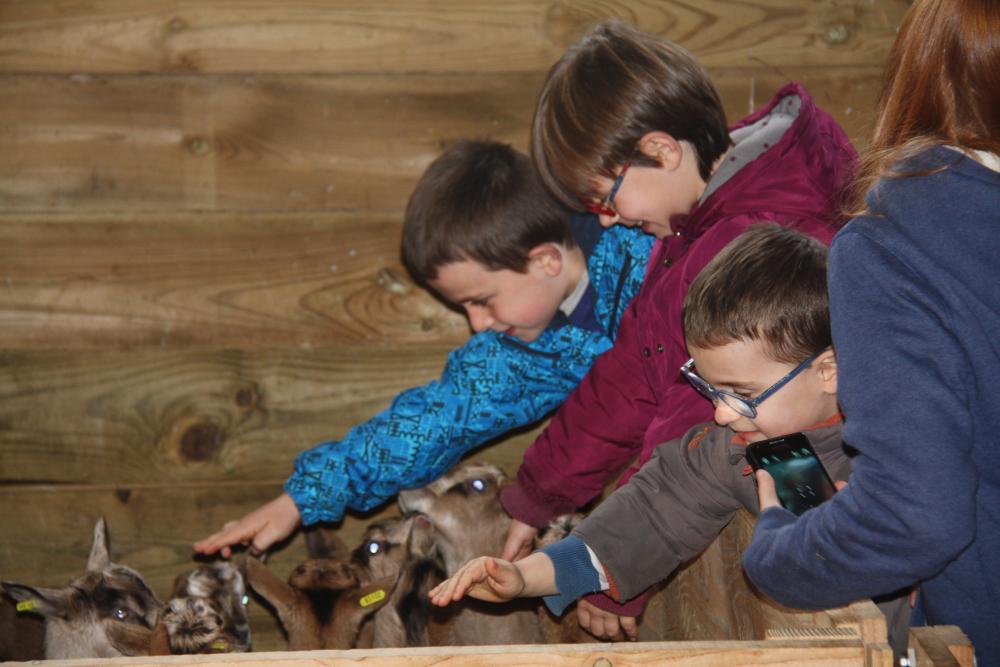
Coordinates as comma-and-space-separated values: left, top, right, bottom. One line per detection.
742, 227, 978, 608
574, 427, 747, 601
500, 297, 660, 527
285, 328, 613, 524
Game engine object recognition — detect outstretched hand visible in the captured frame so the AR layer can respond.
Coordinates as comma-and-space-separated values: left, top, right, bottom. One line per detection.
193, 492, 301, 558
428, 556, 526, 606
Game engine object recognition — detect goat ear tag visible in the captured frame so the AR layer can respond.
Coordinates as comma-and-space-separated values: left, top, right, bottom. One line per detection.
209, 641, 230, 652
16, 599, 38, 612
359, 589, 386, 607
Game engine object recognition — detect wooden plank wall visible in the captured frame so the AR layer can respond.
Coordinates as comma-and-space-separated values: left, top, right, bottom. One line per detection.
0, 0, 910, 653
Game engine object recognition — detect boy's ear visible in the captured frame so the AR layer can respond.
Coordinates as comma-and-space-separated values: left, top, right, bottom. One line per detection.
527, 244, 563, 277
637, 131, 683, 171
814, 347, 838, 394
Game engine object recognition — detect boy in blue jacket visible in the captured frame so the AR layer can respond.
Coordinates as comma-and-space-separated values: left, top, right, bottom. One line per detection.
195, 139, 654, 556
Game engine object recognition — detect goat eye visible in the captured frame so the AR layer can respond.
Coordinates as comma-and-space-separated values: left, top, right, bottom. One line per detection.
112, 607, 130, 621
367, 541, 381, 555
470, 478, 487, 493
241, 595, 249, 606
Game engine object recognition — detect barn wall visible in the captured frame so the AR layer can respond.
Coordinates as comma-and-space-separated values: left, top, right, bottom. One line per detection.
0, 0, 909, 651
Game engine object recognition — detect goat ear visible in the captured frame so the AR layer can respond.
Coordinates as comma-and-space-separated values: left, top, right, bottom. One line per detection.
2, 582, 71, 619
342, 576, 395, 616
87, 517, 111, 572
106, 619, 153, 656
303, 524, 350, 560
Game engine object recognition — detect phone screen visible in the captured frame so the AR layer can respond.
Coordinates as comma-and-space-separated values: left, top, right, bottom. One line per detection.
746, 433, 837, 516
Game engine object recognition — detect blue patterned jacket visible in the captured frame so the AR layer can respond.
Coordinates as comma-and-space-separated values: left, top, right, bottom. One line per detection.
285, 214, 654, 523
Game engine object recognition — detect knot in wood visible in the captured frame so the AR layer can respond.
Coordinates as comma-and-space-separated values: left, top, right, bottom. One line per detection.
823, 23, 851, 45
180, 422, 224, 462
376, 268, 411, 295
188, 137, 211, 156
167, 17, 188, 33
592, 658, 613, 667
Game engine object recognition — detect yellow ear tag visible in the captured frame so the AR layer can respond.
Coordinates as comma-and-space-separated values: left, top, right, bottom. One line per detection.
359, 589, 386, 608
209, 641, 230, 652
16, 599, 38, 612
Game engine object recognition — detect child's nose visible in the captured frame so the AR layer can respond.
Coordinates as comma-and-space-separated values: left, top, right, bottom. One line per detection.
597, 212, 620, 228
713, 400, 742, 427
466, 306, 495, 333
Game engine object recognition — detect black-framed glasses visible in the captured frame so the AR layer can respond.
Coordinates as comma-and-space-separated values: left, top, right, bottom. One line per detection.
680, 354, 819, 418
583, 158, 633, 217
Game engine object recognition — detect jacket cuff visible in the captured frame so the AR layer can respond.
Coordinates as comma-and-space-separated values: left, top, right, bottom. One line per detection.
500, 482, 568, 529
538, 536, 603, 616
583, 587, 652, 617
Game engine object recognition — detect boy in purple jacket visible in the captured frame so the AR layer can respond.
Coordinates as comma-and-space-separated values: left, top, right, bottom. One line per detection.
499, 21, 856, 636
431, 225, 909, 655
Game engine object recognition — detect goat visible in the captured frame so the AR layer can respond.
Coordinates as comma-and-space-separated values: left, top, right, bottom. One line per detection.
0, 594, 45, 661
147, 562, 251, 654
1, 518, 161, 659
398, 461, 544, 645
246, 512, 445, 649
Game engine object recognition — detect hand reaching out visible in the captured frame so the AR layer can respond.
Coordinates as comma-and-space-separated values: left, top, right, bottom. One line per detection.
429, 556, 526, 606
193, 492, 301, 558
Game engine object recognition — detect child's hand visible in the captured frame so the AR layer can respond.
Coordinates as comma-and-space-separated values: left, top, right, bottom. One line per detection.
429, 557, 525, 606
577, 598, 638, 640
501, 519, 537, 561
754, 469, 782, 512
193, 493, 301, 558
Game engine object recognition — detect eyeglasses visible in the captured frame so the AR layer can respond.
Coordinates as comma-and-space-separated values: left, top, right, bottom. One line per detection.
583, 158, 633, 218
680, 354, 819, 418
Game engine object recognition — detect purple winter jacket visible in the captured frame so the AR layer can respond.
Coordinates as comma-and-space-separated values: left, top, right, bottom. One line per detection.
500, 83, 856, 615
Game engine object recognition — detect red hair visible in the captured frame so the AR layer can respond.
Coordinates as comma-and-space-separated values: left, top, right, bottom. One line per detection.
853, 0, 1000, 210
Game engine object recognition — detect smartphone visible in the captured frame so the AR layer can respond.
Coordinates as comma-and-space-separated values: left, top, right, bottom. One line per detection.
745, 433, 837, 516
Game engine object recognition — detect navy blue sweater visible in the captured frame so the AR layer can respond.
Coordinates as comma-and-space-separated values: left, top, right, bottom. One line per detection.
743, 147, 1000, 664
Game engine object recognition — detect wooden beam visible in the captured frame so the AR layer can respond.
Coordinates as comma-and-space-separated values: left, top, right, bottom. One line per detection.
0, 0, 910, 75
909, 626, 974, 667
0, 212, 467, 349
0, 69, 882, 212
2, 640, 873, 666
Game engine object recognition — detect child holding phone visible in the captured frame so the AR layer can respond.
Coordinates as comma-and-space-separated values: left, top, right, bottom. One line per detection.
432, 225, 909, 655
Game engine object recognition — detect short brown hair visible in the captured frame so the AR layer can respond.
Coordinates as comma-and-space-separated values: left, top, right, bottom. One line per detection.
683, 225, 830, 364
851, 0, 1000, 212
531, 21, 731, 209
402, 139, 574, 284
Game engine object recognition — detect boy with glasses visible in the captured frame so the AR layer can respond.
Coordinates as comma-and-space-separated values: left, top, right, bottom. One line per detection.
429, 225, 908, 652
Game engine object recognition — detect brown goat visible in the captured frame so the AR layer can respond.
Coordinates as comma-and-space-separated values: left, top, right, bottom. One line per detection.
398, 462, 543, 645
1, 518, 162, 659
246, 513, 444, 649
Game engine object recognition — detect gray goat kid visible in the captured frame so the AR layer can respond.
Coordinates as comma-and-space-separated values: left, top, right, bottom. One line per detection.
1, 518, 161, 659
150, 561, 252, 654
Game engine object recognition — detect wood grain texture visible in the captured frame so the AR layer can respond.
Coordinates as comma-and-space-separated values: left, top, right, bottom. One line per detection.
0, 69, 881, 213
7, 642, 874, 667
0, 344, 544, 485
0, 212, 467, 349
0, 0, 909, 74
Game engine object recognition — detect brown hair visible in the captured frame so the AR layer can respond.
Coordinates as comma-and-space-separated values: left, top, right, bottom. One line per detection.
402, 139, 574, 284
851, 0, 1000, 212
531, 21, 731, 209
683, 224, 830, 364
